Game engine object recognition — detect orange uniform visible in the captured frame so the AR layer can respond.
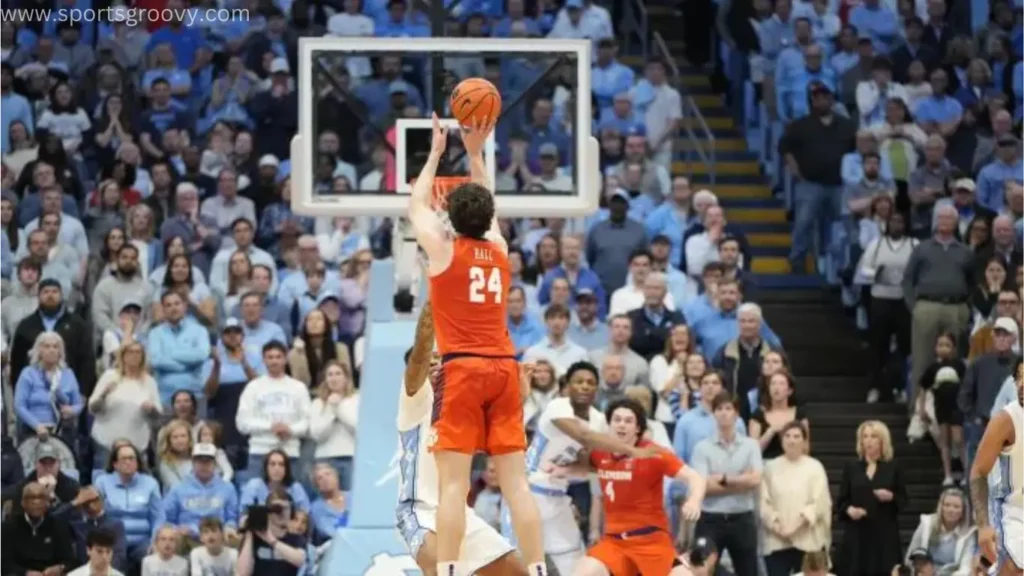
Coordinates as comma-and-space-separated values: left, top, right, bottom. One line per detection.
587, 441, 684, 576
427, 236, 525, 455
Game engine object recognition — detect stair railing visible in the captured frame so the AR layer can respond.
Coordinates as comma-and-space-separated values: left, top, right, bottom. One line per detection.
621, 0, 649, 58
653, 31, 717, 185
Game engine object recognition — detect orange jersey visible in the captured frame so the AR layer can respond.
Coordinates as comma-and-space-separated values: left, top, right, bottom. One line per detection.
590, 441, 684, 534
429, 237, 515, 357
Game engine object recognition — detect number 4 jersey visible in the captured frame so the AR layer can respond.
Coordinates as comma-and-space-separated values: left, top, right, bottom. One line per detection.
429, 236, 515, 357
590, 441, 684, 535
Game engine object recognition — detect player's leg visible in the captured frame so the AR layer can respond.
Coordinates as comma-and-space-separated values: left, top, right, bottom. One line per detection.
462, 511, 528, 576
430, 358, 486, 574
397, 503, 436, 576
577, 540, 633, 576
414, 531, 439, 576
628, 532, 680, 576
486, 358, 548, 572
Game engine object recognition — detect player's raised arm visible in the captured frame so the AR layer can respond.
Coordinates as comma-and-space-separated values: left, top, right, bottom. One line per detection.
402, 300, 434, 397
460, 120, 506, 247
408, 114, 450, 262
970, 411, 1015, 564
551, 418, 661, 459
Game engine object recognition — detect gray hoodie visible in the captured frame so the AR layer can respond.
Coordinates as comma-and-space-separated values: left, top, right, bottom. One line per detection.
91, 272, 152, 338
2, 282, 38, 341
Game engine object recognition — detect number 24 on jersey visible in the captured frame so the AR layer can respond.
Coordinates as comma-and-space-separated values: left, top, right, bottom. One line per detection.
469, 266, 503, 304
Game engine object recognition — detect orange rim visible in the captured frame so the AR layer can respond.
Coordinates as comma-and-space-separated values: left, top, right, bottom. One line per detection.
410, 176, 471, 212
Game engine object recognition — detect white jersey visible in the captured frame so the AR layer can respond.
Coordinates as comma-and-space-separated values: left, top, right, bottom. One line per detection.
525, 397, 606, 492
999, 402, 1024, 509
396, 380, 438, 509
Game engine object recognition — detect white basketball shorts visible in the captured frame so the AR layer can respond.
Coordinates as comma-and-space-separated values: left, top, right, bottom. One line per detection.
500, 488, 583, 575
1000, 503, 1023, 569
396, 501, 514, 572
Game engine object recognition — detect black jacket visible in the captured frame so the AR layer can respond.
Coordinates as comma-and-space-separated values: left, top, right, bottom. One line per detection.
1, 471, 82, 519
1, 511, 77, 576
626, 307, 687, 360
9, 308, 95, 397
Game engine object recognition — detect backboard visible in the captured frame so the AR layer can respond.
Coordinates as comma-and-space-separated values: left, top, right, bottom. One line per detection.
291, 37, 600, 218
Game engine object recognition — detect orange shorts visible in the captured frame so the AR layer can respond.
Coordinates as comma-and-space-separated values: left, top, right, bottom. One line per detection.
587, 531, 678, 576
429, 355, 526, 455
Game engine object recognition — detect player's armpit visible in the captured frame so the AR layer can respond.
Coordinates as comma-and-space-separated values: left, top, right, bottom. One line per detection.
403, 300, 434, 396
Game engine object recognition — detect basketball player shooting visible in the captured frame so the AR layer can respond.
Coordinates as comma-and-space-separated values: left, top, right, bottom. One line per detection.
407, 113, 548, 576
969, 361, 1024, 576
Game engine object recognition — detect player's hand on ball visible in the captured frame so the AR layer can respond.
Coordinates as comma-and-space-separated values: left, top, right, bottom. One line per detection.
680, 500, 701, 522
430, 113, 448, 155
460, 118, 493, 156
977, 525, 998, 564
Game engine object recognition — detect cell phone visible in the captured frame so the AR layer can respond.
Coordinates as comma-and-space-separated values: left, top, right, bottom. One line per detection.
247, 505, 270, 532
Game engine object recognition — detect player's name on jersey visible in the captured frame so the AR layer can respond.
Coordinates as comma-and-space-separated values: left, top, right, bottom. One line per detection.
598, 469, 634, 481
474, 247, 495, 262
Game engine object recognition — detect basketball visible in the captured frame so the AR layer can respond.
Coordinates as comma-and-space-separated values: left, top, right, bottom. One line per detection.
450, 77, 502, 129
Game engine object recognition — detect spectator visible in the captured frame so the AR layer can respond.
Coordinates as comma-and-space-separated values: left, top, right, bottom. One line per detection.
157, 418, 195, 492
870, 100, 928, 188
201, 170, 257, 245
238, 292, 289, 352
202, 318, 264, 467
163, 443, 240, 546
623, 386, 672, 447
91, 244, 151, 341
84, 180, 128, 251
150, 236, 209, 289
972, 110, 1013, 173
159, 183, 222, 276
645, 177, 695, 265
907, 135, 953, 237
760, 422, 832, 576
189, 517, 238, 576
969, 259, 1011, 329
969, 289, 1021, 360
567, 288, 609, 351
524, 304, 588, 375
587, 191, 648, 295
523, 359, 559, 433
748, 371, 809, 459
913, 69, 962, 139
691, 392, 763, 576
126, 205, 163, 277
975, 215, 1022, 275
89, 341, 162, 466
86, 227, 127, 310
595, 354, 629, 409
68, 488, 128, 572
94, 443, 164, 567
933, 179, 997, 241
697, 281, 782, 361
155, 254, 218, 327
14, 331, 83, 442
308, 360, 359, 491
858, 211, 917, 403
141, 526, 189, 576
711, 302, 780, 418
904, 204, 974, 399
229, 265, 293, 341
649, 324, 695, 428
538, 236, 606, 317
890, 17, 938, 83
976, 137, 1024, 213
288, 308, 353, 387
0, 482, 77, 576
836, 420, 907, 575
958, 317, 1019, 468
612, 250, 664, 316
309, 464, 349, 545
148, 291, 212, 409
2, 259, 41, 343
905, 488, 976, 573
195, 421, 234, 483
235, 342, 310, 483
918, 334, 966, 485
68, 528, 125, 576
235, 489, 307, 576
780, 81, 858, 274
21, 227, 77, 300
626, 273, 688, 360
2, 441, 82, 518
855, 58, 909, 129
210, 218, 276, 298
507, 286, 544, 357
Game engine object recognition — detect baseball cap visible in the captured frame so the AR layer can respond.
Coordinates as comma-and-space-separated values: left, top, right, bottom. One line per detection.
610, 189, 631, 202
270, 57, 289, 75
389, 80, 409, 95
994, 317, 1019, 336
38, 278, 63, 292
36, 442, 59, 462
651, 234, 672, 245
259, 154, 280, 168
192, 443, 218, 459
223, 317, 243, 333
808, 80, 833, 95
120, 300, 142, 313
953, 178, 976, 192
539, 143, 559, 157
575, 288, 597, 301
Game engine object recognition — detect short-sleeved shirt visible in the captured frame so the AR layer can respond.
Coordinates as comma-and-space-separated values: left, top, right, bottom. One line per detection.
590, 440, 683, 534
750, 404, 807, 459
251, 533, 305, 576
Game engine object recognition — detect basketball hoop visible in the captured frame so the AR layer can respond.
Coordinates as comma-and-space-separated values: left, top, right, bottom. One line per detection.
410, 175, 471, 233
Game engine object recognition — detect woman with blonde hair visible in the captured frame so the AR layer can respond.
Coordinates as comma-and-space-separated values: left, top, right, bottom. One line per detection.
761, 422, 832, 576
157, 418, 194, 493
648, 324, 695, 430
126, 203, 161, 278
905, 487, 976, 573
307, 360, 359, 490
13, 331, 83, 442
836, 420, 907, 575
89, 341, 162, 469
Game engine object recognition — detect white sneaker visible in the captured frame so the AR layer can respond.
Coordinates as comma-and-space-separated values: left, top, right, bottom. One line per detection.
867, 389, 880, 403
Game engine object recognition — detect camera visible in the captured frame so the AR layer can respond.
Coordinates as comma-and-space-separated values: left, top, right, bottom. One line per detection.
246, 505, 270, 533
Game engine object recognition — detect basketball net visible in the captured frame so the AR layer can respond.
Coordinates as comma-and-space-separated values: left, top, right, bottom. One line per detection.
396, 176, 471, 297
